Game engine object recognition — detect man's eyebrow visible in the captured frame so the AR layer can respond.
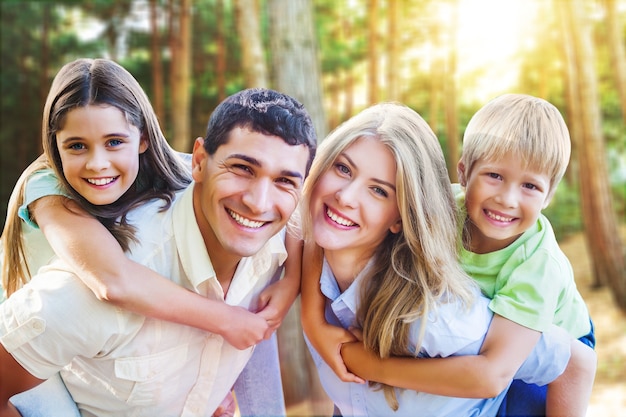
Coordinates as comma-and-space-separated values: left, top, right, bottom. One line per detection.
227, 153, 304, 181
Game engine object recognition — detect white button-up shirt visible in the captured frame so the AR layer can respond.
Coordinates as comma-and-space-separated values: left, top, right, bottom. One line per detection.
305, 259, 571, 417
0, 184, 287, 417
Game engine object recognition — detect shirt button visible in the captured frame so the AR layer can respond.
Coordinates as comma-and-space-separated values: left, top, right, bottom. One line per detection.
31, 321, 44, 331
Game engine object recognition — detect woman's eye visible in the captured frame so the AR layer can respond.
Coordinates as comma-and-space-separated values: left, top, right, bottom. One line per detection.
107, 139, 123, 147
372, 186, 388, 197
335, 163, 350, 175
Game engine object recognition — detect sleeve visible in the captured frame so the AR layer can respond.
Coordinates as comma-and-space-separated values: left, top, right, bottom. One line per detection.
18, 169, 69, 229
513, 324, 571, 385
489, 248, 564, 332
0, 262, 126, 379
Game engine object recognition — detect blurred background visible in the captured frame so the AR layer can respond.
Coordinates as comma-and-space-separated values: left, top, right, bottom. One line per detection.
1, 0, 625, 415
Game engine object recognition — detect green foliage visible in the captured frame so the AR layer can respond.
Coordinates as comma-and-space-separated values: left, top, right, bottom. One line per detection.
543, 180, 583, 240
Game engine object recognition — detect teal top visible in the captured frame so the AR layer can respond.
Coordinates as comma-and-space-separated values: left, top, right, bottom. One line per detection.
453, 184, 590, 338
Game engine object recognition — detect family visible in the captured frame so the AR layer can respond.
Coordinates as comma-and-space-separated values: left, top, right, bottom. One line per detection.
0, 58, 596, 417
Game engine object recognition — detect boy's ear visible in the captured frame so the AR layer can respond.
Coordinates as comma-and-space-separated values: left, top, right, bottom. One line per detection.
457, 160, 467, 186
191, 137, 207, 181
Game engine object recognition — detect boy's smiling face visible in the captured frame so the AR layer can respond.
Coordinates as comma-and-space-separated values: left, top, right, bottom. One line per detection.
460, 153, 552, 253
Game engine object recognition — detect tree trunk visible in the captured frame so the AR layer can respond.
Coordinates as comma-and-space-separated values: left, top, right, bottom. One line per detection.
267, 0, 330, 411
604, 0, 626, 122
149, 0, 165, 125
443, 1, 459, 183
386, 0, 399, 101
216, 0, 226, 102
235, 0, 269, 88
367, 0, 379, 104
557, 0, 626, 311
168, 0, 192, 152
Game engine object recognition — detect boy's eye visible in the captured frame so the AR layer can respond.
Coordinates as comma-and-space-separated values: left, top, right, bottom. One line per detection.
523, 183, 539, 191
487, 172, 502, 180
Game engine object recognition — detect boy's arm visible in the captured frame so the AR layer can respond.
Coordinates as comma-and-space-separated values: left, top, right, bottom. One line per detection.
341, 314, 540, 398
0, 345, 42, 416
546, 339, 596, 417
300, 241, 364, 384
255, 232, 302, 336
31, 195, 268, 350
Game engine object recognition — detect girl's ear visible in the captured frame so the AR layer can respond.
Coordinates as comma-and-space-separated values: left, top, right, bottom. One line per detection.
390, 219, 402, 234
139, 134, 149, 154
457, 160, 467, 186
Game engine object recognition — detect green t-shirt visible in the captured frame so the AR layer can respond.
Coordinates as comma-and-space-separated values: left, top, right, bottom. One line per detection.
453, 184, 590, 338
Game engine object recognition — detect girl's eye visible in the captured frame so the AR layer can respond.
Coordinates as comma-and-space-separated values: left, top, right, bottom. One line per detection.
68, 143, 85, 151
107, 139, 123, 147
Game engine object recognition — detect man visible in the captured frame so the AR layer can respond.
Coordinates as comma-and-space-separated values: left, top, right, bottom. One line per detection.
0, 88, 316, 416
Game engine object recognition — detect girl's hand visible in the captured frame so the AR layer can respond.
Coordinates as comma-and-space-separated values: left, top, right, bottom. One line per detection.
256, 275, 300, 336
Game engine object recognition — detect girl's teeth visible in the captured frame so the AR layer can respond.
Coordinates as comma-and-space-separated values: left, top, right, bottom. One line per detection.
87, 177, 115, 186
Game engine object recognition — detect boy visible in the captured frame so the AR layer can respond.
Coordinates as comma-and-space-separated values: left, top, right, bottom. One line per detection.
456, 93, 596, 416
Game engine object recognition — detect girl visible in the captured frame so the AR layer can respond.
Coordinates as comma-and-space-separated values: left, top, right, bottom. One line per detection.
1, 58, 298, 416
299, 103, 579, 416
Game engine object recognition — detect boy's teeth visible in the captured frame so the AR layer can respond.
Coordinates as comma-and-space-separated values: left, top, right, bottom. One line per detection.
228, 209, 264, 228
327, 208, 355, 226
486, 211, 513, 222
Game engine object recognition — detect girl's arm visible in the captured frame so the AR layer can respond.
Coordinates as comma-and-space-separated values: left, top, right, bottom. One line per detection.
341, 314, 540, 398
300, 241, 364, 384
254, 232, 302, 336
31, 195, 269, 350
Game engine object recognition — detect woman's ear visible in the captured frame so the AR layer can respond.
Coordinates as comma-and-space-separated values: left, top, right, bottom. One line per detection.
390, 219, 402, 234
457, 160, 467, 186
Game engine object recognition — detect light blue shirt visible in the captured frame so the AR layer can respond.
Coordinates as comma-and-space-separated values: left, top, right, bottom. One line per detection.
305, 258, 571, 417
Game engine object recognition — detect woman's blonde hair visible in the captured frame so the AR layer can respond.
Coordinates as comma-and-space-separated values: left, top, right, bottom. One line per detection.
301, 103, 476, 410
1, 58, 191, 296
459, 93, 571, 198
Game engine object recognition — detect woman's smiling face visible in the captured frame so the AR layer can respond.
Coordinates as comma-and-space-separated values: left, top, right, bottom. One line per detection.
310, 136, 402, 260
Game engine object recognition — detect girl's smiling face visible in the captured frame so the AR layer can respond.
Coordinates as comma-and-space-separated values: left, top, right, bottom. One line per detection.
310, 136, 402, 261
56, 105, 147, 205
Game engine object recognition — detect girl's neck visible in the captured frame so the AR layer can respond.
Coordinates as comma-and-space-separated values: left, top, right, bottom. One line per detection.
324, 248, 372, 293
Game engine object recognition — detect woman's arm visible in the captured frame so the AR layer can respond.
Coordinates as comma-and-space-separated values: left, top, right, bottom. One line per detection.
300, 241, 364, 384
31, 195, 268, 350
341, 314, 540, 398
546, 339, 596, 417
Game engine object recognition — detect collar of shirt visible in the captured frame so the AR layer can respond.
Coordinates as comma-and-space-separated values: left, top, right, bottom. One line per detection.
320, 257, 374, 329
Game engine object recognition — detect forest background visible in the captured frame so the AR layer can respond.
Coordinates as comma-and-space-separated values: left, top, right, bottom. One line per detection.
1, 0, 625, 416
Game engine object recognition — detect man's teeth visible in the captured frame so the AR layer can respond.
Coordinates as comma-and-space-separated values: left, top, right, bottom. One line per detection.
327, 208, 355, 226
87, 177, 116, 186
228, 209, 264, 228
486, 211, 513, 222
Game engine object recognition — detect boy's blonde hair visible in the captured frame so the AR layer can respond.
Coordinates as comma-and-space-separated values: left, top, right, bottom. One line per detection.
300, 103, 476, 410
459, 94, 571, 198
